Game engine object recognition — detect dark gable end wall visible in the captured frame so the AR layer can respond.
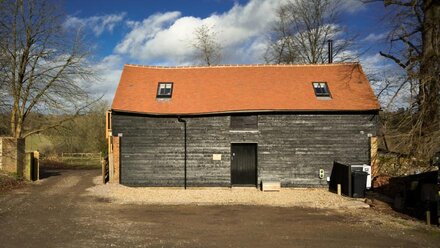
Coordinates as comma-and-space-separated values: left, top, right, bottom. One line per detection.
112, 112, 377, 187
112, 116, 185, 186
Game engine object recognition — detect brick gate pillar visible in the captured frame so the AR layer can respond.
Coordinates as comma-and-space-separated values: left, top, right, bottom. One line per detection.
112, 136, 120, 183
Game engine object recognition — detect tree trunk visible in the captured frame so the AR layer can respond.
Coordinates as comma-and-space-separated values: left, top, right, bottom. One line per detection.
10, 101, 18, 138
419, 0, 440, 133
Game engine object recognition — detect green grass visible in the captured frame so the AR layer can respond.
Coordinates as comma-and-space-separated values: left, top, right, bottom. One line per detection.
25, 134, 102, 170
61, 158, 100, 165
41, 159, 101, 170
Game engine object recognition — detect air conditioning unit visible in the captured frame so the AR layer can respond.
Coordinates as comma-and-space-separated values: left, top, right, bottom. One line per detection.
351, 164, 371, 189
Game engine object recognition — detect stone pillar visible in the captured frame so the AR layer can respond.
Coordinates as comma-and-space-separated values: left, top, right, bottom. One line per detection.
0, 137, 25, 176
24, 152, 34, 181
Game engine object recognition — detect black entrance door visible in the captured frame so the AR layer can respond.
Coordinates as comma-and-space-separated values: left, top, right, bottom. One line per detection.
231, 144, 257, 186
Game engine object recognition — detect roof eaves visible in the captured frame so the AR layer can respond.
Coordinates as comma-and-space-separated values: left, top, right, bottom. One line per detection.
123, 62, 360, 70
111, 108, 380, 116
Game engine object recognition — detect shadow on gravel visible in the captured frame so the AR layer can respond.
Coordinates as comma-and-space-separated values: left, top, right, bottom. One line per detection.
94, 197, 112, 203
39, 169, 62, 180
373, 170, 439, 225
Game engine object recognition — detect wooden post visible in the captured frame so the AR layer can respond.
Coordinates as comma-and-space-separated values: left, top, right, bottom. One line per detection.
33, 151, 40, 181
370, 136, 378, 179
337, 184, 342, 196
105, 110, 112, 138
426, 210, 431, 225
102, 159, 106, 184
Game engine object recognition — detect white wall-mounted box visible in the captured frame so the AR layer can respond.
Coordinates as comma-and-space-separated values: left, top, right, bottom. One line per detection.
212, 154, 222, 160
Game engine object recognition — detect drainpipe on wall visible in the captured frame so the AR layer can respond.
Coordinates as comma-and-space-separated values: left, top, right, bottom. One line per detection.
178, 117, 187, 189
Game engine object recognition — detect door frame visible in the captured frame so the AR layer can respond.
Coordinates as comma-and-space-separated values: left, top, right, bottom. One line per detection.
230, 143, 258, 187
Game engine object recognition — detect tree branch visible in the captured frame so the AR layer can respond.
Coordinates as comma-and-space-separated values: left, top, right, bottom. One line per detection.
384, 0, 417, 7
379, 51, 410, 69
22, 96, 103, 138
391, 35, 422, 55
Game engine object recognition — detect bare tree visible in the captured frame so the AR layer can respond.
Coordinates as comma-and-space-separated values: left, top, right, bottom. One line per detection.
265, 0, 357, 64
45, 100, 109, 155
371, 0, 439, 164
264, 5, 298, 64
0, 6, 7, 113
191, 24, 222, 66
0, 0, 95, 138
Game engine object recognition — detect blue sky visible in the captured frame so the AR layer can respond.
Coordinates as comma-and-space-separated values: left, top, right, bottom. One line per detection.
63, 0, 393, 100
65, 0, 249, 57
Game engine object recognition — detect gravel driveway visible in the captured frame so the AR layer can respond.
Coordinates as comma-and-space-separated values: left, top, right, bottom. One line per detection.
87, 180, 369, 209
0, 169, 439, 248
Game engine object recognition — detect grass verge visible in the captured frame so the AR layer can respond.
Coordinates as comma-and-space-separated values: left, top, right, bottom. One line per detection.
41, 159, 101, 170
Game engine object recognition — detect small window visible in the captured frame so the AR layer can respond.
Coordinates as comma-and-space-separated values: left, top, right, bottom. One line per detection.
313, 82, 331, 97
157, 82, 173, 98
230, 115, 258, 130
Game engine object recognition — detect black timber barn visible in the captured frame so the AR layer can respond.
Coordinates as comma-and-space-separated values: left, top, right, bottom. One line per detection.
108, 63, 380, 187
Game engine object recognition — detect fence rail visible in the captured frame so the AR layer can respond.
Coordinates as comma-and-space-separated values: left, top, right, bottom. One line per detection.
61, 153, 102, 158
61, 152, 102, 167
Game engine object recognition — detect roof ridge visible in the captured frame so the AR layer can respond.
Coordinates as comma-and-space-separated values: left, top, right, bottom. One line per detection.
124, 62, 359, 69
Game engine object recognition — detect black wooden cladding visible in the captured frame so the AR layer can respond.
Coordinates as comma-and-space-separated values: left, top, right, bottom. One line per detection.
231, 144, 257, 186
230, 115, 258, 129
112, 112, 377, 187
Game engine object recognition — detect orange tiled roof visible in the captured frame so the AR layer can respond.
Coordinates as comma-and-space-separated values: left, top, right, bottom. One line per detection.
111, 63, 380, 115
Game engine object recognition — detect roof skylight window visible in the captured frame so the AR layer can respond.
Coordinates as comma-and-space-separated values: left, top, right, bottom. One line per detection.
312, 82, 331, 97
157, 82, 173, 98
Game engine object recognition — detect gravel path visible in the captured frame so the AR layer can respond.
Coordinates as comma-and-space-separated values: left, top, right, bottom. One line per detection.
87, 177, 369, 209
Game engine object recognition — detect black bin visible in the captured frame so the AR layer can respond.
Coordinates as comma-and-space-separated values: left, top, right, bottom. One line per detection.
352, 171, 368, 198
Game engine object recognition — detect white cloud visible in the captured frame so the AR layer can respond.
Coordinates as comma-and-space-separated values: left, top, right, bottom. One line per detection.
223, 37, 269, 64
115, 11, 182, 56
361, 53, 392, 74
340, 0, 366, 13
113, 0, 368, 65
90, 55, 124, 101
362, 32, 387, 42
64, 13, 126, 36
114, 0, 281, 65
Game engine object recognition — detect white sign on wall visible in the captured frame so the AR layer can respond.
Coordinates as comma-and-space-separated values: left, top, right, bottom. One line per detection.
212, 154, 222, 161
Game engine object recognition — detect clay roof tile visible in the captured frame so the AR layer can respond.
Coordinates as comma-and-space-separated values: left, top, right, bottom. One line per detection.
111, 63, 380, 115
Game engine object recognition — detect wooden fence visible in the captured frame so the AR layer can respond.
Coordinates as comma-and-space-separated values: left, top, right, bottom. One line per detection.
61, 153, 102, 167
390, 170, 439, 225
